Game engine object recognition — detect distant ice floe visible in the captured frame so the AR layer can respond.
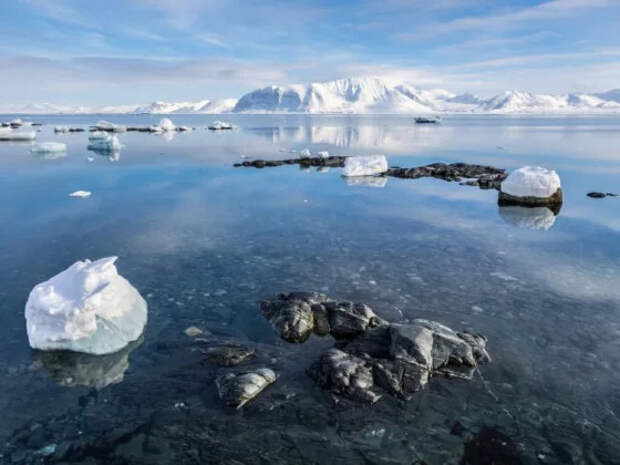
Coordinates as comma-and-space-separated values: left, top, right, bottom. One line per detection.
208, 121, 235, 130
31, 142, 67, 154
342, 155, 388, 177
317, 151, 330, 158
501, 166, 561, 198
345, 176, 388, 188
0, 129, 37, 141
25, 257, 148, 355
299, 148, 311, 158
94, 120, 126, 133
498, 205, 557, 230
69, 190, 91, 198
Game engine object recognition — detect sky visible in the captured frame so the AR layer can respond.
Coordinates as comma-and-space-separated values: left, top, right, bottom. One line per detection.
1, 0, 620, 105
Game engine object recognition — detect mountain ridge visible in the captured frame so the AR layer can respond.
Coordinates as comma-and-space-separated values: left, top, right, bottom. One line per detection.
2, 77, 620, 115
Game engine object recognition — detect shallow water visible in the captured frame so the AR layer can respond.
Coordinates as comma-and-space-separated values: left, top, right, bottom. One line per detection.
1, 114, 620, 464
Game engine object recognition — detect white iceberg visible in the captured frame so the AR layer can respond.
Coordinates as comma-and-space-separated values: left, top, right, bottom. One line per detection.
88, 131, 109, 141
31, 142, 67, 154
299, 148, 311, 159
208, 121, 235, 130
158, 118, 176, 131
342, 155, 388, 177
317, 151, 330, 158
500, 166, 561, 198
498, 206, 556, 230
87, 134, 122, 152
0, 130, 37, 141
25, 257, 147, 355
95, 120, 126, 133
69, 190, 91, 198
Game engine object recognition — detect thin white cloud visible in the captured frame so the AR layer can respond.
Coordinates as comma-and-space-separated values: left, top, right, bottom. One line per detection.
19, 0, 95, 28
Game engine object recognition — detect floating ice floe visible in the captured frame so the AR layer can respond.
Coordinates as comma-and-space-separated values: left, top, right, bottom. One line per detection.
208, 121, 235, 130
94, 120, 126, 133
87, 134, 122, 152
498, 205, 556, 230
299, 148, 311, 159
148, 125, 164, 133
25, 257, 148, 355
31, 142, 67, 154
342, 155, 388, 177
69, 190, 91, 198
0, 130, 37, 141
317, 151, 330, 158
345, 176, 388, 188
158, 118, 175, 131
10, 118, 34, 128
499, 166, 562, 206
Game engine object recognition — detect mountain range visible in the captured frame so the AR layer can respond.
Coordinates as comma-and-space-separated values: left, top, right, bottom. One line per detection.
2, 77, 620, 115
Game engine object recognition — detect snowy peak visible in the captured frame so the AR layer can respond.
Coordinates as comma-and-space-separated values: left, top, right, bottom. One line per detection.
133, 99, 237, 114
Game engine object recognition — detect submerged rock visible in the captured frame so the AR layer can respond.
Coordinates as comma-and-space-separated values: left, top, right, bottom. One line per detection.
308, 348, 382, 403
260, 292, 385, 342
203, 344, 255, 366
25, 257, 147, 355
215, 368, 277, 409
342, 155, 388, 177
499, 166, 562, 207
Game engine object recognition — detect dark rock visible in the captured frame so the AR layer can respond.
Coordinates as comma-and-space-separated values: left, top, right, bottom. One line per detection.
202, 344, 255, 366
215, 368, 277, 409
325, 301, 387, 339
307, 348, 382, 403
234, 156, 347, 169
587, 192, 618, 198
386, 163, 507, 189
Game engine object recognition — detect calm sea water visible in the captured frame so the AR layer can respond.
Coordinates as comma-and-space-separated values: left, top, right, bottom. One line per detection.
1, 114, 620, 464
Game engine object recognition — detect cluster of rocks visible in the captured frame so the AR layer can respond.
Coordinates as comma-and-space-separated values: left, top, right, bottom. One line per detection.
386, 162, 508, 189
234, 156, 347, 169
261, 292, 490, 404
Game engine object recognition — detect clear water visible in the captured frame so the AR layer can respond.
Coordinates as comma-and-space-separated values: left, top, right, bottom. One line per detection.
1, 114, 620, 464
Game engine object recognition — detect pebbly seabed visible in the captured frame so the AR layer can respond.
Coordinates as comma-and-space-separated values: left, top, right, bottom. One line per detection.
1, 114, 620, 464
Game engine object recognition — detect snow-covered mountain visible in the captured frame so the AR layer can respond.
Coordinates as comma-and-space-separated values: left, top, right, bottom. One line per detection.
3, 77, 620, 114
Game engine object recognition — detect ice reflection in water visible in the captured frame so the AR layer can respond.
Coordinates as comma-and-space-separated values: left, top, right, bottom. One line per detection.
498, 205, 558, 230
345, 176, 388, 188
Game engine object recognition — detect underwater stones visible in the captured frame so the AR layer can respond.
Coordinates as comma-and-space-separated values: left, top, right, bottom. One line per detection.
326, 301, 387, 338
308, 348, 381, 404
260, 292, 385, 342
25, 257, 147, 355
202, 344, 255, 366
215, 368, 277, 409
499, 166, 562, 207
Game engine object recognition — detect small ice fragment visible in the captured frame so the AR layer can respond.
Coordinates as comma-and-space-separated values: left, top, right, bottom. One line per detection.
500, 166, 561, 199
317, 151, 329, 158
88, 134, 122, 152
299, 148, 311, 159
69, 190, 91, 198
343, 155, 388, 177
158, 118, 176, 131
184, 326, 203, 337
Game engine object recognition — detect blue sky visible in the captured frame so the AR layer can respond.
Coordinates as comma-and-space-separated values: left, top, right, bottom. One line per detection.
1, 0, 619, 104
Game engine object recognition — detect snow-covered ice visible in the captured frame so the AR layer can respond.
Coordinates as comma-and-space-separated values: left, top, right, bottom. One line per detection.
299, 148, 311, 158
87, 134, 122, 152
342, 155, 388, 177
317, 151, 330, 158
25, 257, 147, 355
499, 206, 556, 230
500, 166, 561, 198
158, 118, 176, 131
69, 190, 91, 198
0, 130, 37, 141
31, 142, 67, 154
95, 120, 126, 133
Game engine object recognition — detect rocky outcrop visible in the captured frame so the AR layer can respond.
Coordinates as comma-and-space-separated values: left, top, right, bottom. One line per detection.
215, 368, 277, 409
587, 192, 618, 198
260, 292, 386, 343
260, 292, 490, 403
234, 156, 346, 169
386, 163, 507, 188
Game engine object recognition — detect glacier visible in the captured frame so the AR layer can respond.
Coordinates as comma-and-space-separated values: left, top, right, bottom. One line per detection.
25, 257, 147, 355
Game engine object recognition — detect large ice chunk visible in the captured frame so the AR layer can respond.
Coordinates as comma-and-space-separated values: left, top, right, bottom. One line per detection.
343, 155, 388, 177
87, 134, 122, 152
158, 118, 176, 131
31, 142, 67, 154
500, 166, 561, 198
25, 257, 147, 355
